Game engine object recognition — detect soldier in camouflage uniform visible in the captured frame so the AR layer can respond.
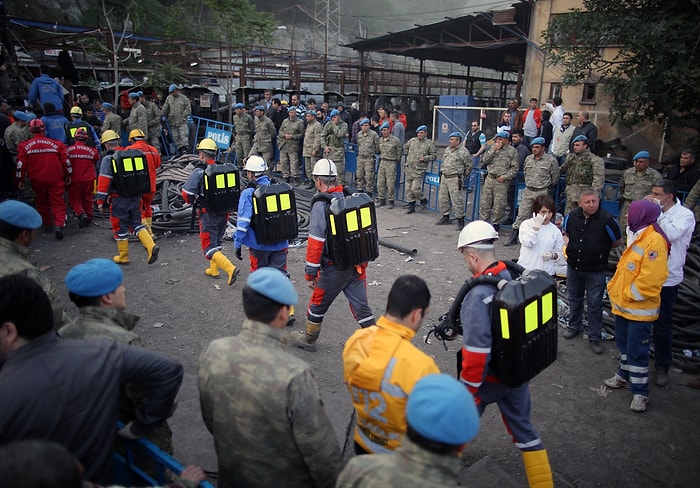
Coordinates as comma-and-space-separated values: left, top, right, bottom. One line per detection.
58, 258, 174, 473
144, 95, 162, 151
355, 118, 379, 195
0, 200, 67, 327
436, 132, 472, 229
232, 103, 254, 165
479, 131, 519, 230
278, 107, 305, 184
4, 110, 33, 160
302, 110, 323, 188
160, 85, 192, 152
618, 150, 661, 229
249, 105, 276, 167
375, 122, 403, 209
561, 134, 605, 215
336, 374, 480, 488
198, 267, 342, 488
100, 102, 122, 136
403, 125, 436, 214
504, 137, 560, 246
322, 109, 348, 185
126, 92, 148, 139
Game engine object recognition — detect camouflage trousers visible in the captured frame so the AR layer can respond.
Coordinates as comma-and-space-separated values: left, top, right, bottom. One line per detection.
618, 199, 632, 230
355, 156, 376, 193
405, 172, 426, 203
147, 128, 161, 152
235, 135, 252, 165
438, 174, 465, 218
479, 175, 510, 225
304, 155, 320, 179
376, 160, 398, 201
170, 123, 189, 150
564, 184, 586, 216
514, 187, 550, 229
279, 150, 301, 178
326, 149, 345, 185
249, 142, 275, 169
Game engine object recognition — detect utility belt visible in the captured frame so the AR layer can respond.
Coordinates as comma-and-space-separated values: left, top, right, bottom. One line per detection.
380, 158, 398, 163
440, 173, 460, 178
526, 186, 549, 192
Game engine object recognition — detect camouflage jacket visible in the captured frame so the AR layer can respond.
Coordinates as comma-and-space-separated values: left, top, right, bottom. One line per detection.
252, 116, 276, 148
233, 113, 254, 137
145, 100, 161, 130
620, 166, 661, 201
198, 319, 342, 488
303, 119, 324, 157
127, 102, 148, 135
379, 134, 402, 162
160, 94, 191, 126
278, 117, 304, 151
562, 149, 605, 194
356, 129, 379, 158
335, 437, 460, 487
523, 153, 560, 189
102, 113, 123, 135
404, 137, 437, 177
440, 145, 472, 178
482, 144, 518, 180
0, 237, 66, 327
322, 120, 348, 160
4, 122, 31, 154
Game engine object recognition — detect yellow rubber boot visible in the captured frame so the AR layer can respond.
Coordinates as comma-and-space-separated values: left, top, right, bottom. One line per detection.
142, 217, 154, 237
286, 305, 296, 327
211, 251, 239, 286
113, 239, 130, 265
291, 321, 321, 352
205, 259, 220, 278
522, 450, 554, 488
137, 229, 160, 264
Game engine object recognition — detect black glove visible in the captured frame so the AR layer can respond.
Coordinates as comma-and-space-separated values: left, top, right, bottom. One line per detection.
235, 247, 242, 260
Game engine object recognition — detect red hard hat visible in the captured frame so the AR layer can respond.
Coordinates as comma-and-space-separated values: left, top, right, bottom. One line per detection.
29, 118, 45, 133
74, 127, 89, 141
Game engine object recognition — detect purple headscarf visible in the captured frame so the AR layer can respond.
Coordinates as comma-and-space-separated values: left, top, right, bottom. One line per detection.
627, 199, 670, 249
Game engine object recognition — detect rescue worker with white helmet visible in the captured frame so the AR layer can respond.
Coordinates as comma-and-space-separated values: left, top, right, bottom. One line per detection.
182, 138, 240, 285
291, 158, 376, 351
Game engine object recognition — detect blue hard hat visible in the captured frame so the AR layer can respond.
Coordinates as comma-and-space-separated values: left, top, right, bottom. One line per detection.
65, 258, 124, 297
633, 150, 650, 160
530, 137, 546, 146
246, 268, 297, 306
330, 109, 340, 117
449, 131, 463, 140
407, 374, 480, 445
571, 135, 588, 143
416, 125, 428, 132
0, 200, 42, 229
169, 84, 178, 93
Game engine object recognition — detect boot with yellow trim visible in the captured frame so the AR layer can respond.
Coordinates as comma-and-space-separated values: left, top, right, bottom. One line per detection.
142, 217, 155, 237
137, 229, 160, 264
113, 239, 130, 265
211, 251, 240, 286
205, 259, 219, 278
291, 321, 321, 351
522, 449, 554, 488
286, 305, 296, 327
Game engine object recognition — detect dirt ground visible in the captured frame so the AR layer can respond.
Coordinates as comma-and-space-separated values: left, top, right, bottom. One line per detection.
30, 190, 700, 488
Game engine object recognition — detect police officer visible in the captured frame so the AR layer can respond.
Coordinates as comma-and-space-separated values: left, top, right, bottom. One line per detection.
0, 199, 67, 326
66, 127, 100, 228
160, 84, 191, 153
618, 150, 661, 229
96, 132, 159, 265
321, 109, 348, 185
277, 107, 304, 184
249, 105, 276, 167
376, 122, 402, 209
181, 138, 240, 285
561, 134, 605, 215
302, 109, 324, 189
125, 129, 162, 236
403, 125, 436, 214
355, 117, 379, 195
291, 159, 376, 351
436, 132, 472, 229
479, 131, 518, 231
232, 103, 254, 165
504, 137, 560, 246
456, 221, 554, 488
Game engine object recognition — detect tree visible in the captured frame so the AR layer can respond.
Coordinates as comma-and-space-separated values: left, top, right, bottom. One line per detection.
542, 0, 700, 144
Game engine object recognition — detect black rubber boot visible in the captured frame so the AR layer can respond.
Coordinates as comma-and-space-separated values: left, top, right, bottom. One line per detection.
436, 215, 450, 225
406, 201, 416, 214
504, 229, 519, 246
457, 217, 465, 230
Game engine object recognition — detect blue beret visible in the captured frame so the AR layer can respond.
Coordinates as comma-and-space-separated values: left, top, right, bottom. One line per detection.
330, 109, 340, 117
496, 131, 510, 139
128, 92, 139, 99
13, 111, 35, 122
255, 105, 265, 111
407, 374, 480, 445
169, 84, 178, 93
65, 258, 124, 297
233, 103, 244, 109
633, 150, 650, 160
101, 102, 114, 109
571, 135, 588, 143
246, 268, 297, 306
530, 137, 546, 146
0, 200, 42, 229
449, 131, 463, 140
288, 107, 297, 113
380, 122, 390, 130
359, 118, 370, 125
136, 91, 143, 97
416, 125, 428, 132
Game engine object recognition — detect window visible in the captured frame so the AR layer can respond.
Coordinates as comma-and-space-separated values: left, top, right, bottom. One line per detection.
581, 83, 597, 103
548, 83, 562, 101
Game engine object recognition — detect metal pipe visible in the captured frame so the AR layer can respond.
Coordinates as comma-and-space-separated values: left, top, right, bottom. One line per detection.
379, 239, 417, 256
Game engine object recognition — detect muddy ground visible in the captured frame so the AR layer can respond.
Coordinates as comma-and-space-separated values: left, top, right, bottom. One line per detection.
30, 189, 700, 488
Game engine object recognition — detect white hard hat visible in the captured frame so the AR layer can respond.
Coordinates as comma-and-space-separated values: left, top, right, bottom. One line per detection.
312, 158, 337, 177
244, 155, 266, 173
458, 220, 499, 249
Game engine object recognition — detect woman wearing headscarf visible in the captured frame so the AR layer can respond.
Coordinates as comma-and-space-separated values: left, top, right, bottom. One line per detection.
603, 199, 670, 412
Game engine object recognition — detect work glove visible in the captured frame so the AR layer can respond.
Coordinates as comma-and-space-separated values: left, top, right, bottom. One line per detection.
235, 247, 242, 260
532, 213, 546, 227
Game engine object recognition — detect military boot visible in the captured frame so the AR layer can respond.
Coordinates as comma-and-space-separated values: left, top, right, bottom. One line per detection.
387, 200, 395, 209
137, 229, 160, 264
456, 217, 465, 230
406, 201, 416, 214
205, 259, 220, 278
291, 321, 321, 351
436, 215, 450, 225
211, 251, 240, 286
113, 240, 130, 265
504, 228, 519, 246
286, 305, 296, 327
418, 198, 429, 212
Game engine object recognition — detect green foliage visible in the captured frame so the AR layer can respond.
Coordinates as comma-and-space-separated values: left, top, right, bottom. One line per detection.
147, 63, 186, 91
542, 0, 700, 140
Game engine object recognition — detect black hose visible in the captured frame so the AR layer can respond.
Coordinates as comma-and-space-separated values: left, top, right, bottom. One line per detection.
379, 239, 417, 255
